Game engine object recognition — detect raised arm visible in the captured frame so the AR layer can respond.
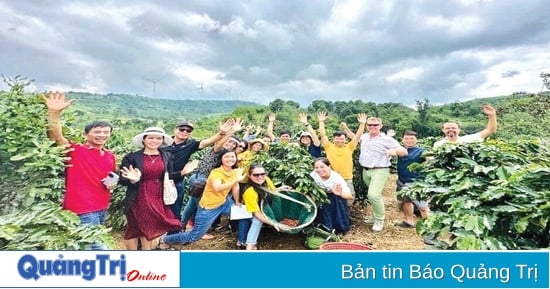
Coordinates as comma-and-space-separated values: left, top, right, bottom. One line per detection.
266, 113, 276, 142
199, 118, 235, 149
242, 123, 253, 141
213, 118, 244, 152
349, 113, 367, 146
42, 91, 75, 146
317, 111, 330, 146
479, 105, 497, 139
340, 122, 356, 139
298, 113, 321, 146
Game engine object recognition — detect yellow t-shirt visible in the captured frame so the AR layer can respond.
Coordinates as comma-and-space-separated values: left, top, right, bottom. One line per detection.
242, 179, 276, 213
323, 142, 356, 179
199, 167, 236, 209
238, 150, 254, 169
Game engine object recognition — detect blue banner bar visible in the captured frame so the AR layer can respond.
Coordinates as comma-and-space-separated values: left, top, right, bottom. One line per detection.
180, 251, 549, 288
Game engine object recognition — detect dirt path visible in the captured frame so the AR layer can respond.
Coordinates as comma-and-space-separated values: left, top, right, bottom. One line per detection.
114, 174, 427, 250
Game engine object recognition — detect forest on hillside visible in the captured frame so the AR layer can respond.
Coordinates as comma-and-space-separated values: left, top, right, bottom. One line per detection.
58, 84, 550, 145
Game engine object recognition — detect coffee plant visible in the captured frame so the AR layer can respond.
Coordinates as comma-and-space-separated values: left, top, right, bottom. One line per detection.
0, 76, 114, 249
399, 140, 550, 249
254, 143, 329, 205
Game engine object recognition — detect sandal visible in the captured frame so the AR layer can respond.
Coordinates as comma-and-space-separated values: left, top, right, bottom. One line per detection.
395, 221, 414, 228
236, 242, 246, 250
214, 224, 226, 232
156, 234, 174, 250
201, 233, 214, 240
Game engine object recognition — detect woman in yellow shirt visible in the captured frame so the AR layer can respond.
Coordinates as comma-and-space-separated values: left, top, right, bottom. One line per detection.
238, 164, 285, 250
161, 150, 245, 245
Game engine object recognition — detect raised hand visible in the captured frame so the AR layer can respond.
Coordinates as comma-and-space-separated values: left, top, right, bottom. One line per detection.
231, 118, 244, 132
268, 113, 276, 122
357, 113, 367, 124
317, 111, 327, 122
42, 91, 75, 112
298, 112, 309, 125
482, 105, 496, 116
234, 167, 246, 182
219, 118, 235, 134
121, 165, 141, 183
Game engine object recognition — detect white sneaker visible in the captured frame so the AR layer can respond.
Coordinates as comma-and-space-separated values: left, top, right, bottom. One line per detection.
364, 218, 375, 224
372, 220, 384, 232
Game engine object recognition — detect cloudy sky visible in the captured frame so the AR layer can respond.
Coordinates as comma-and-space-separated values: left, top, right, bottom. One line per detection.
1, 0, 548, 106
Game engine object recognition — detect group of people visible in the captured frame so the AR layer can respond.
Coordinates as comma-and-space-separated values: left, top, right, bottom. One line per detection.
394, 104, 497, 237
43, 90, 497, 250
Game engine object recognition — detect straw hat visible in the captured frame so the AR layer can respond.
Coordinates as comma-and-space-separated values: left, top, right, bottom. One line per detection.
249, 138, 269, 151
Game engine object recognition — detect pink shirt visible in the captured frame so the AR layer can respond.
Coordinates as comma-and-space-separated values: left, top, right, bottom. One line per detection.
63, 142, 116, 215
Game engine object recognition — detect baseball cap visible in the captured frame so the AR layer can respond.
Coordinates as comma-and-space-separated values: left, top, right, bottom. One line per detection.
176, 120, 194, 129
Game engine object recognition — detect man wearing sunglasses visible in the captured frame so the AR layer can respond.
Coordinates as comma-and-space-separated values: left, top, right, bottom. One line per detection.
359, 117, 408, 232
163, 119, 236, 221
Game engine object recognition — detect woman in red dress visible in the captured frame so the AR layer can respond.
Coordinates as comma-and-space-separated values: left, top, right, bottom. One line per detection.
119, 127, 183, 250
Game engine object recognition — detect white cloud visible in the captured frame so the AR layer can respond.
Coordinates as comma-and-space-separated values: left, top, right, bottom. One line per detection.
296, 64, 328, 80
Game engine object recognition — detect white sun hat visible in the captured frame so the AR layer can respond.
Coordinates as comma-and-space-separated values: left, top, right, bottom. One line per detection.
131, 127, 174, 148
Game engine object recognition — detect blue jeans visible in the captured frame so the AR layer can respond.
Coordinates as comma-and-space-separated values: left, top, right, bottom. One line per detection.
79, 210, 108, 250
170, 180, 185, 220
237, 218, 252, 244
181, 172, 207, 226
164, 196, 233, 244
246, 217, 263, 246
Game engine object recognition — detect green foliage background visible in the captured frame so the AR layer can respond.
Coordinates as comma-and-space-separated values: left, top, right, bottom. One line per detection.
399, 141, 550, 249
1, 73, 548, 250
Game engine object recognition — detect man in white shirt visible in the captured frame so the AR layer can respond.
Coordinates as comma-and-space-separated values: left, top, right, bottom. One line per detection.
433, 105, 497, 149
359, 117, 407, 232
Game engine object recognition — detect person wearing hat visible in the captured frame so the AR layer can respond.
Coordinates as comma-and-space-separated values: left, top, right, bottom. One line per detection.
162, 118, 237, 221
238, 138, 268, 168
43, 91, 116, 250
119, 127, 184, 250
298, 112, 322, 158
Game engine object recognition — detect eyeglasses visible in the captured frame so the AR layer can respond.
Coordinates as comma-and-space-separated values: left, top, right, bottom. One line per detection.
367, 124, 380, 127
178, 127, 193, 133
251, 173, 267, 177
238, 145, 246, 149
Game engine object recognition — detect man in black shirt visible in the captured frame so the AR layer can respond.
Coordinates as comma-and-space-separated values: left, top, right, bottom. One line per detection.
163, 119, 236, 220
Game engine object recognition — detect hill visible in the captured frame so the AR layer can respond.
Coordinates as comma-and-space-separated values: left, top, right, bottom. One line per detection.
60, 90, 549, 143
67, 91, 257, 121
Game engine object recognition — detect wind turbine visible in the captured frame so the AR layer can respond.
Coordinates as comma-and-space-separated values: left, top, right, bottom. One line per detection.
143, 74, 169, 97
196, 82, 204, 98
540, 72, 550, 92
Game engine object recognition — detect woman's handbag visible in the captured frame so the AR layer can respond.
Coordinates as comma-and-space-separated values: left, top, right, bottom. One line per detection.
188, 181, 206, 197
163, 172, 177, 205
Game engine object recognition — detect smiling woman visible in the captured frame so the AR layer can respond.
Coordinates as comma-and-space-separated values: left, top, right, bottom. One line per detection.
119, 126, 183, 250
111, 174, 426, 250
